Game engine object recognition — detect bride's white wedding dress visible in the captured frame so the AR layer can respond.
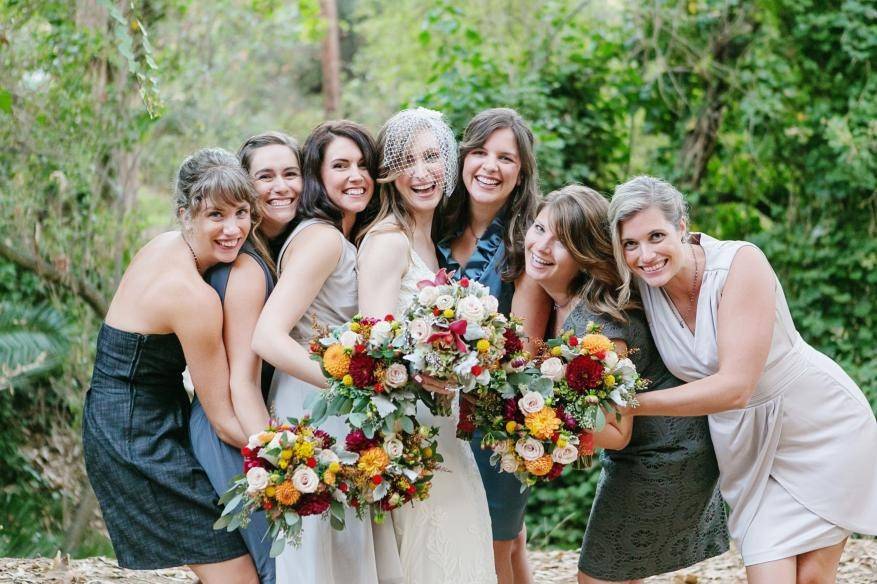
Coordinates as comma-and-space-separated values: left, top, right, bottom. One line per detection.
362, 225, 496, 584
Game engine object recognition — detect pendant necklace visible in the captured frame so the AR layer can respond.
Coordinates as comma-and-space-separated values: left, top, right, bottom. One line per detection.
682, 243, 700, 328
182, 234, 201, 273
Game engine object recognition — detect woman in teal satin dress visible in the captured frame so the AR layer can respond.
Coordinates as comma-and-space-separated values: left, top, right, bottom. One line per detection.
436, 108, 549, 584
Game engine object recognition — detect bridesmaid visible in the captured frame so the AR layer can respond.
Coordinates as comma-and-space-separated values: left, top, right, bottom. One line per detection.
83, 148, 259, 583
189, 131, 302, 584
435, 107, 549, 584
523, 185, 728, 584
251, 121, 391, 584
609, 176, 877, 583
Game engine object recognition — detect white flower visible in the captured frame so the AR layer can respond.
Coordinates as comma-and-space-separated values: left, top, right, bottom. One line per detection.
246, 433, 263, 450
517, 391, 545, 415
339, 330, 360, 349
500, 453, 520, 473
369, 320, 393, 347
602, 351, 619, 370
408, 319, 431, 343
540, 357, 566, 382
292, 466, 320, 493
318, 449, 340, 465
503, 356, 528, 373
515, 438, 545, 461
418, 286, 440, 307
456, 295, 486, 323
384, 363, 409, 388
480, 294, 499, 315
435, 294, 455, 311
384, 437, 404, 459
492, 439, 512, 455
475, 368, 491, 386
246, 467, 269, 491
551, 444, 579, 465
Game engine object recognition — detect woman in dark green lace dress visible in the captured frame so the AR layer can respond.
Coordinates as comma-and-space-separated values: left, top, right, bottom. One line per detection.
521, 185, 728, 583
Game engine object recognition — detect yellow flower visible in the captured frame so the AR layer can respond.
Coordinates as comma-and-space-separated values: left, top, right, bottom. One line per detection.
280, 449, 293, 460
443, 308, 455, 318
323, 344, 351, 379
342, 374, 354, 386
422, 447, 433, 458
556, 437, 568, 448
265, 485, 277, 498
505, 421, 517, 433
275, 481, 301, 506
349, 322, 361, 332
580, 334, 613, 355
358, 447, 390, 476
278, 459, 288, 470
550, 346, 563, 357
524, 455, 553, 476
328, 461, 341, 473
293, 440, 315, 459
525, 407, 562, 440
323, 471, 336, 487
476, 339, 491, 353
603, 374, 616, 388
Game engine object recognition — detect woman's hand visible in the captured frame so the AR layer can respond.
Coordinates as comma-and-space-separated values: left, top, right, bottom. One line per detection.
415, 373, 458, 396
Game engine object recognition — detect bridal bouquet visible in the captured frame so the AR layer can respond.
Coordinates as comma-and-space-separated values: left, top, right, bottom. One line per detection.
402, 268, 509, 415
476, 322, 644, 487
309, 314, 419, 438
343, 424, 442, 523
214, 417, 358, 556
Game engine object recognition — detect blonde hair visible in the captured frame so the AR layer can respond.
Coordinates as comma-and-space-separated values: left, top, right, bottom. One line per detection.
540, 185, 636, 323
608, 175, 689, 305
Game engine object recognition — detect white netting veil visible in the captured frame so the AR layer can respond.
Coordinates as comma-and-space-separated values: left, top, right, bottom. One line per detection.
379, 107, 458, 198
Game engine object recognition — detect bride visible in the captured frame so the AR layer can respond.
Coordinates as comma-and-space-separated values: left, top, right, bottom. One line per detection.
357, 108, 497, 584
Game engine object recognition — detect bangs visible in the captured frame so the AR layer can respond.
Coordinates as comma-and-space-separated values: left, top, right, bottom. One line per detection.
189, 165, 256, 214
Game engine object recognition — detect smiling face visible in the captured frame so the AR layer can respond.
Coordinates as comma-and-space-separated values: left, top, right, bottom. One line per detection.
524, 207, 580, 291
462, 127, 521, 210
394, 130, 445, 216
186, 200, 252, 265
320, 136, 374, 217
248, 144, 302, 234
619, 205, 687, 288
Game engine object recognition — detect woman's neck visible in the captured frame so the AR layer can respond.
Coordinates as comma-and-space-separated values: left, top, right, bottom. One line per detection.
260, 218, 287, 241
467, 199, 504, 237
341, 211, 355, 239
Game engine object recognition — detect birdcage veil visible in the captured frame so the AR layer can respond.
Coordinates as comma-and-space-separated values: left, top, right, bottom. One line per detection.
379, 107, 458, 198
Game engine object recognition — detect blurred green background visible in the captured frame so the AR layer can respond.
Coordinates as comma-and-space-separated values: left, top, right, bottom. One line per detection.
1, 0, 874, 556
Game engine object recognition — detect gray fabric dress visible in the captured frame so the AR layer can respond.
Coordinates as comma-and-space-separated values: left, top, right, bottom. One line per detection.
567, 304, 729, 581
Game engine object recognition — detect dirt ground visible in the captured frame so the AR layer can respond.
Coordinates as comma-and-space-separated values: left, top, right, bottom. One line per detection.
1, 539, 874, 583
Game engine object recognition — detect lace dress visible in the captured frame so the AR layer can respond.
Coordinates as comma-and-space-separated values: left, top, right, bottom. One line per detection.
361, 224, 497, 584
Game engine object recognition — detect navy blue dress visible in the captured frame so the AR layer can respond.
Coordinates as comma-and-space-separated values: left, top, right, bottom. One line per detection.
189, 243, 276, 584
83, 324, 249, 569
437, 213, 527, 541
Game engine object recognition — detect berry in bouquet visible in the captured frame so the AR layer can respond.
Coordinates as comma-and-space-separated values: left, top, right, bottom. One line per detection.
402, 268, 509, 416
214, 417, 358, 556
343, 424, 443, 523
308, 314, 419, 438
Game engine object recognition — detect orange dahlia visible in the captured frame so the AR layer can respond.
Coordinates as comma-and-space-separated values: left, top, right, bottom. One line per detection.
580, 333, 613, 356
323, 344, 350, 379
525, 407, 562, 440
524, 455, 553, 476
275, 480, 301, 506
357, 446, 390, 476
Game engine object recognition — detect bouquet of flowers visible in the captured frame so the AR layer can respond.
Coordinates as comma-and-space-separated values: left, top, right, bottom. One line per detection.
309, 314, 419, 438
343, 424, 443, 523
475, 322, 644, 487
402, 268, 509, 415
214, 417, 358, 556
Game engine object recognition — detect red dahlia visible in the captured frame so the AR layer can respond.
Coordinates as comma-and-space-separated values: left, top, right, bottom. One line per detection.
313, 429, 333, 449
565, 356, 604, 391
501, 328, 524, 359
546, 462, 564, 480
345, 429, 379, 452
349, 353, 377, 386
297, 493, 331, 516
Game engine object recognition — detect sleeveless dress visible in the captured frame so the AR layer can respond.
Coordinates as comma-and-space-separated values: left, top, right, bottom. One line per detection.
562, 304, 728, 580
361, 221, 497, 584
639, 233, 877, 566
189, 242, 276, 584
83, 323, 248, 568
269, 218, 388, 584
436, 213, 527, 541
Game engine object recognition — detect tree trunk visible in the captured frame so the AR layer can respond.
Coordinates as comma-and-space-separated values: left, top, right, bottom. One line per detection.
320, 0, 341, 118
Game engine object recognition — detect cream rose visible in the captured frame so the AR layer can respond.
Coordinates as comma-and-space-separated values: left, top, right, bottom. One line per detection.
434, 294, 455, 311
369, 320, 393, 347
339, 330, 360, 349
551, 444, 579, 465
500, 453, 520, 473
540, 357, 566, 382
408, 318, 431, 343
318, 449, 340, 465
384, 437, 404, 459
246, 467, 269, 491
418, 286, 440, 307
517, 391, 545, 415
456, 295, 486, 323
384, 363, 409, 388
480, 294, 499, 315
292, 466, 320, 494
515, 438, 545, 461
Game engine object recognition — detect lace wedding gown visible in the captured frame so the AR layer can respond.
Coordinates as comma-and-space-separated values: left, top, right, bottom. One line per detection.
362, 226, 496, 584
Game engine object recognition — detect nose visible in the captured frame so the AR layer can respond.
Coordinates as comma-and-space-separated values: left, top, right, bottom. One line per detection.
639, 242, 657, 262
271, 174, 289, 192
408, 158, 429, 179
348, 164, 365, 184
482, 154, 498, 172
223, 215, 244, 234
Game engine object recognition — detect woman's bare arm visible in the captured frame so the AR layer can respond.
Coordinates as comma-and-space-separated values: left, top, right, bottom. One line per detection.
511, 273, 552, 353
357, 229, 410, 318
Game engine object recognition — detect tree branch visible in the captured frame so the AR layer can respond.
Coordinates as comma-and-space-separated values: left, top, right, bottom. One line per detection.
0, 239, 108, 318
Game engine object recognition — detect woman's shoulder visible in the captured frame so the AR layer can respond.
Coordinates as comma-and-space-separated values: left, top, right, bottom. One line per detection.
565, 302, 646, 342
699, 233, 765, 271
359, 220, 409, 253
